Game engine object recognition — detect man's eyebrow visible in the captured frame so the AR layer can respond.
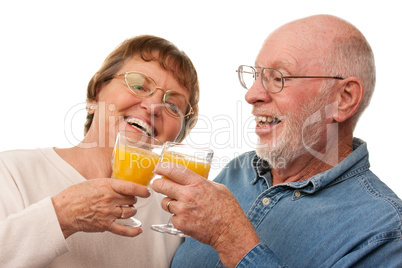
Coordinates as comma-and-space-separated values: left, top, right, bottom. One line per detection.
255, 60, 294, 70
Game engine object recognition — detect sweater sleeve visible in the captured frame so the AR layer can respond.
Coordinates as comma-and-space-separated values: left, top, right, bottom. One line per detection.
0, 159, 69, 267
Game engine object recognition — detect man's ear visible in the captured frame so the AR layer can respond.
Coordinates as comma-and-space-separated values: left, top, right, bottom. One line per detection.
333, 77, 364, 122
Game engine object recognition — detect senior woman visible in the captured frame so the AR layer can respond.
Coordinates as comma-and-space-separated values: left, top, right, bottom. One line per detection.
0, 35, 199, 267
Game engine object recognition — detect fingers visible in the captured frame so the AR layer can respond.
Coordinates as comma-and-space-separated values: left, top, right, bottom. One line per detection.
53, 178, 151, 238
152, 177, 182, 201
115, 205, 137, 220
152, 162, 206, 200
110, 179, 151, 198
166, 199, 174, 214
109, 222, 143, 237
110, 206, 143, 237
161, 197, 176, 214
117, 195, 137, 207
154, 161, 201, 185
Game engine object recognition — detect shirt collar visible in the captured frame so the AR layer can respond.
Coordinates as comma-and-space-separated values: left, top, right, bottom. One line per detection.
250, 154, 271, 185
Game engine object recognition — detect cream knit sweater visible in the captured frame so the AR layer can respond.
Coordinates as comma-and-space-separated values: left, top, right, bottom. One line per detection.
0, 148, 181, 267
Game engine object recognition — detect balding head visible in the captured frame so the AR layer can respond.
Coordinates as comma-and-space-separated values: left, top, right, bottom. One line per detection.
260, 14, 375, 126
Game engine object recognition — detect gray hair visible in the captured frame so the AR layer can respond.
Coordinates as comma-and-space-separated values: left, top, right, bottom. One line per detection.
323, 28, 376, 127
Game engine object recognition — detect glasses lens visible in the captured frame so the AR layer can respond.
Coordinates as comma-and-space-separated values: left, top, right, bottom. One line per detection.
262, 69, 283, 93
238, 65, 256, 90
163, 91, 190, 117
125, 72, 154, 96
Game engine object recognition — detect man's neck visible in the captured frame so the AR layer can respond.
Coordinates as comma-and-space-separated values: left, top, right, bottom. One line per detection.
270, 137, 353, 185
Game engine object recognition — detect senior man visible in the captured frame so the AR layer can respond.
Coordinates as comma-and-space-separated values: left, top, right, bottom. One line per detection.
152, 14, 402, 267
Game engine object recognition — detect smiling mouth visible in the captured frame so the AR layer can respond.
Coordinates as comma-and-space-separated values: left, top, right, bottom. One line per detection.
255, 116, 282, 127
124, 117, 154, 136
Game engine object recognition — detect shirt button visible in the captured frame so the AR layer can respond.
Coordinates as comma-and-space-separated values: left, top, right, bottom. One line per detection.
294, 191, 301, 198
262, 197, 270, 205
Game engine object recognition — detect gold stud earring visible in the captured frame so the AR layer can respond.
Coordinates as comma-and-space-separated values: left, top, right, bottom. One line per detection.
88, 104, 95, 114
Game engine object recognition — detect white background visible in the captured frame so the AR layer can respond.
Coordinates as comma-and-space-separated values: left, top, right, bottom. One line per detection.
0, 0, 401, 197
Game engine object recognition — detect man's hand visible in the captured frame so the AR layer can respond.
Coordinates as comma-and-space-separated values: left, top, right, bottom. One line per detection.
152, 162, 260, 267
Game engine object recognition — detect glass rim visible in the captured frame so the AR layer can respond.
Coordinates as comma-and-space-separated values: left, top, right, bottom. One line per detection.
118, 130, 164, 147
163, 141, 214, 154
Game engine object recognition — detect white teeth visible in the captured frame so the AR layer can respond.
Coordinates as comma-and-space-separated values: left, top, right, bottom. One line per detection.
124, 117, 153, 136
255, 116, 280, 125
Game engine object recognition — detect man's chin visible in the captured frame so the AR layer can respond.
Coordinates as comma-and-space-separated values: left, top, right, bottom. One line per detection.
255, 139, 305, 170
256, 143, 282, 166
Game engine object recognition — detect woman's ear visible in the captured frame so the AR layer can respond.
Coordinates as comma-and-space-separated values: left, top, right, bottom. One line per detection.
333, 77, 364, 122
86, 102, 97, 114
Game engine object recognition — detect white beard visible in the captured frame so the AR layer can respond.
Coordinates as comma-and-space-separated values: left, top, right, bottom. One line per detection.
256, 91, 331, 169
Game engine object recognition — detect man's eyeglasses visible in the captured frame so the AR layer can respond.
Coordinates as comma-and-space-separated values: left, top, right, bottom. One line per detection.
237, 65, 344, 94
115, 71, 194, 118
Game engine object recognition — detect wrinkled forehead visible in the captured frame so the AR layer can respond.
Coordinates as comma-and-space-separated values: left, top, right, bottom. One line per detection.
255, 23, 328, 70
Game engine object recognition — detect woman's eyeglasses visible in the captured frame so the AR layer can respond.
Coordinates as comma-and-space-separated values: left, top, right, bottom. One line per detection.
115, 71, 194, 118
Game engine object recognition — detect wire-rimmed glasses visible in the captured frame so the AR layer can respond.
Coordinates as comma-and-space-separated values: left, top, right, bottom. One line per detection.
115, 71, 194, 118
237, 65, 344, 93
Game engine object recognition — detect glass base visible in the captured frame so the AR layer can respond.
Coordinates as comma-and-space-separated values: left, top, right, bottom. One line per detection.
115, 217, 142, 228
151, 224, 189, 237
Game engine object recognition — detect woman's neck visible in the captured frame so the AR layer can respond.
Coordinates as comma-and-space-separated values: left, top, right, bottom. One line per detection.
55, 145, 114, 180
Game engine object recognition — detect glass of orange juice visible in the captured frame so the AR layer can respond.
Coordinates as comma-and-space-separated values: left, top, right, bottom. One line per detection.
151, 142, 214, 236
112, 130, 163, 227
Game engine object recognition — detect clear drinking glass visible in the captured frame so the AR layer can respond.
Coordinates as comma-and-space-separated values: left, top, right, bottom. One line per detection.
151, 142, 214, 236
112, 130, 163, 227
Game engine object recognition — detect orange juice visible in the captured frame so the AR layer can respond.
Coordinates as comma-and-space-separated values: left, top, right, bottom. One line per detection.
162, 151, 211, 178
112, 144, 160, 186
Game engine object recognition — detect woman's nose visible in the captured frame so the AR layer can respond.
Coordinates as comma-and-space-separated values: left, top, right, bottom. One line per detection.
140, 89, 165, 116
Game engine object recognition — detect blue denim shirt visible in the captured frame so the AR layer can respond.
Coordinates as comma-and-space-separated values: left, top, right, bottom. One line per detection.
171, 138, 402, 267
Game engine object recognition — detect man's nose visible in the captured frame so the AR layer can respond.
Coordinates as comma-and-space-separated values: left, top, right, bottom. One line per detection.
245, 78, 272, 105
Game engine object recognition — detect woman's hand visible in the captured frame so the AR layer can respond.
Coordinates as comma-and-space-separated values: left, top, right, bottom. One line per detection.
51, 178, 150, 239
